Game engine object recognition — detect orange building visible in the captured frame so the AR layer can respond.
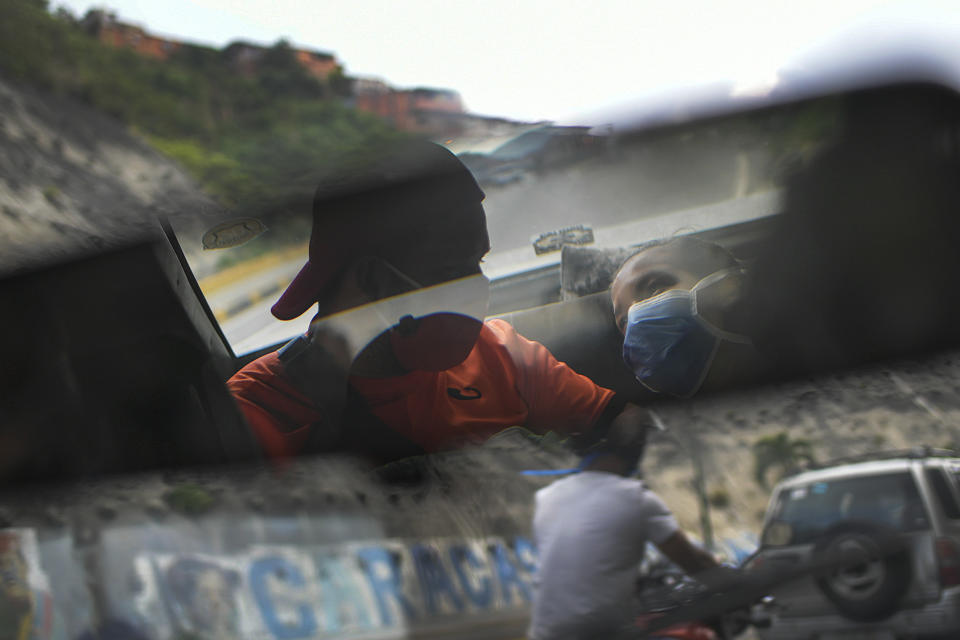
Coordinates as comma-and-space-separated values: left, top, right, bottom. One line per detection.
293, 49, 340, 80
80, 11, 466, 136
223, 41, 341, 80
83, 11, 340, 80
355, 83, 465, 134
410, 87, 463, 114
83, 11, 181, 60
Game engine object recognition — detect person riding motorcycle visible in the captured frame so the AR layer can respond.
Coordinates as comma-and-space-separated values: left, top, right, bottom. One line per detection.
528, 423, 725, 640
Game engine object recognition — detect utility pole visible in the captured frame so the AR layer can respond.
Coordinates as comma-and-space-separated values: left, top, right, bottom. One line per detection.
651, 410, 715, 552
689, 431, 715, 553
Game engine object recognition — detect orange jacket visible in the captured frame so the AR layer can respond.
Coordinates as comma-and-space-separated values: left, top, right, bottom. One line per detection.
228, 319, 618, 461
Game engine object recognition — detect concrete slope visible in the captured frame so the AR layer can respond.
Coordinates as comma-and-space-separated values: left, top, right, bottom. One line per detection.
0, 75, 222, 276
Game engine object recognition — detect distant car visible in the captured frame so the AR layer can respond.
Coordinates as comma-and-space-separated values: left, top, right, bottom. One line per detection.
749, 449, 960, 640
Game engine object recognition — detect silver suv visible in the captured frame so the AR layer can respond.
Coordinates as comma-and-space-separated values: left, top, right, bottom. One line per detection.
750, 449, 960, 640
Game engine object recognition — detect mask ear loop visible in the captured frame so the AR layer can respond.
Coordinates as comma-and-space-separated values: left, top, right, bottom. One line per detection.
374, 257, 449, 330
376, 257, 425, 292
375, 258, 491, 327
690, 268, 753, 344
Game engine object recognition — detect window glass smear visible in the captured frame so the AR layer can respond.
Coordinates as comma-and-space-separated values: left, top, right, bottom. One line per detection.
176, 220, 312, 355
170, 99, 842, 355
766, 472, 929, 546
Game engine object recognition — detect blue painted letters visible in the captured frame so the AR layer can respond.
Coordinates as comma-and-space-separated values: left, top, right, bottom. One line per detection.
356, 546, 416, 626
449, 544, 493, 609
250, 556, 318, 639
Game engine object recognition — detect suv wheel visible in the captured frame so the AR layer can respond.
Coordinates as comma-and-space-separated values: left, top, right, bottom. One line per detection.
813, 520, 912, 623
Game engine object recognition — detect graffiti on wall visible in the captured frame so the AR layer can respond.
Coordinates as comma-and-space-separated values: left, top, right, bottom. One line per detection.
0, 524, 758, 640
134, 535, 537, 640
0, 529, 63, 640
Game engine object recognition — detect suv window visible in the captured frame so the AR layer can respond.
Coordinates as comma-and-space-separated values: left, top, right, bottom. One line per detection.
927, 467, 960, 519
765, 472, 930, 546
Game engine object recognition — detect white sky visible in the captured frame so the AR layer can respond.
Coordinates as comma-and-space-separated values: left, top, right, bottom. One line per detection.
56, 0, 960, 122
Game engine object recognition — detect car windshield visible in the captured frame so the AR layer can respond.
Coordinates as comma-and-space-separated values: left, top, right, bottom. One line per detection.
764, 471, 930, 547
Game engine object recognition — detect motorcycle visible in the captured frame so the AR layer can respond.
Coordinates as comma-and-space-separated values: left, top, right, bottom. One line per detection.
627, 562, 775, 640
613, 521, 910, 639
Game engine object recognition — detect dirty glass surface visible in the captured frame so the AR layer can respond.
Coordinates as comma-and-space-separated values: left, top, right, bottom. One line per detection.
170, 98, 842, 355
5, 2, 960, 637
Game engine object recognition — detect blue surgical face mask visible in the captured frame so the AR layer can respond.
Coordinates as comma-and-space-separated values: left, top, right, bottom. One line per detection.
622, 269, 750, 398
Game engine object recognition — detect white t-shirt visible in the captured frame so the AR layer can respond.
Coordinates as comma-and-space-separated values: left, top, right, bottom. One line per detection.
527, 471, 679, 640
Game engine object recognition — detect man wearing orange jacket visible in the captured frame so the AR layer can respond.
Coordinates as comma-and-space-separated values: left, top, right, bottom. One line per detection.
228, 139, 645, 466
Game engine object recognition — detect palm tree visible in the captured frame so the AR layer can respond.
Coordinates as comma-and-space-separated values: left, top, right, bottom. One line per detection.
753, 432, 815, 488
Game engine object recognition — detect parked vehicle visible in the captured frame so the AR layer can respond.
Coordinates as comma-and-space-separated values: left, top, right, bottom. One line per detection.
749, 449, 960, 639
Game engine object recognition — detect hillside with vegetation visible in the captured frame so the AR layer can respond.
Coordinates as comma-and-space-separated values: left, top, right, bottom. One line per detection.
0, 0, 406, 264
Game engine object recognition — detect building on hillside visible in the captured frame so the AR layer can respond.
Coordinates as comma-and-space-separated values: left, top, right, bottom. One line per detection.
409, 87, 464, 114
293, 49, 340, 80
82, 11, 341, 80
81, 10, 181, 60
222, 41, 341, 81
223, 40, 341, 81
353, 81, 466, 136
221, 42, 264, 76
352, 78, 392, 96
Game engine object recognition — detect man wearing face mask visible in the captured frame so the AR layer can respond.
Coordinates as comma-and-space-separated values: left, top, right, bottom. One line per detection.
610, 237, 766, 398
228, 140, 644, 466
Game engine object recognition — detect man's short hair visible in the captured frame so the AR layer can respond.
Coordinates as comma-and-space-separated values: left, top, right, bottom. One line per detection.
614, 236, 741, 284
585, 436, 647, 472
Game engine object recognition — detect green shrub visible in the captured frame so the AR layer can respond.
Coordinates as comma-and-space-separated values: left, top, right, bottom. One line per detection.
2, 0, 408, 251
164, 484, 216, 516
708, 487, 731, 509
752, 431, 816, 488
42, 184, 61, 203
